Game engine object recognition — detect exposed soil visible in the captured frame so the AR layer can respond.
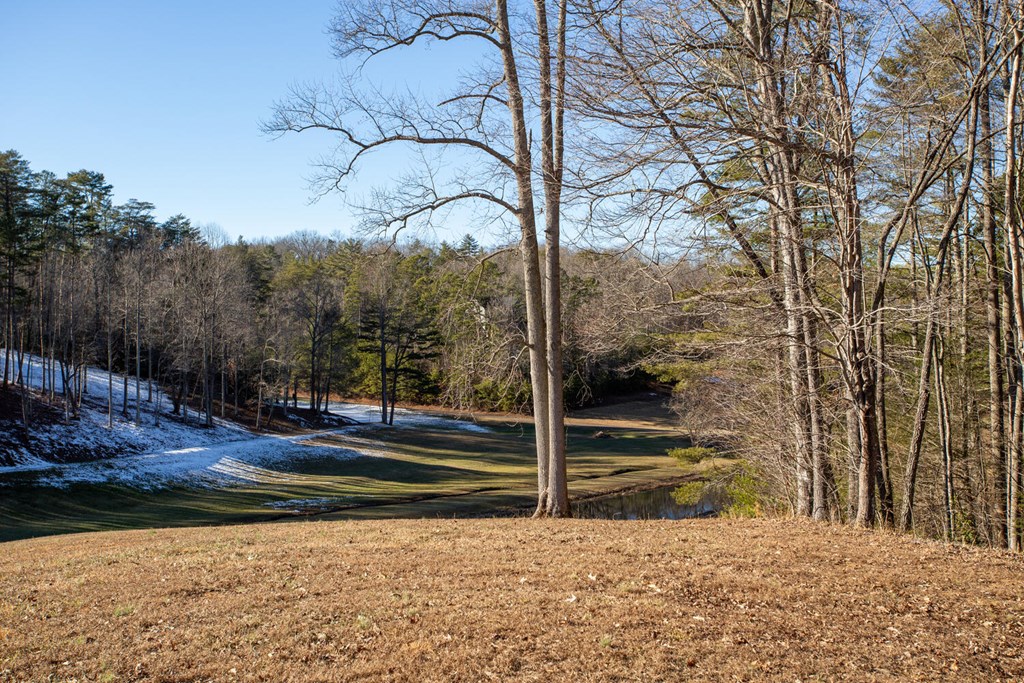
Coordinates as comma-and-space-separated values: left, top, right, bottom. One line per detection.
0, 388, 31, 466
0, 387, 85, 465
1, 518, 1022, 682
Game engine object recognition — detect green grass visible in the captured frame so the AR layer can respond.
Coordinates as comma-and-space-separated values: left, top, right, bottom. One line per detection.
0, 422, 718, 542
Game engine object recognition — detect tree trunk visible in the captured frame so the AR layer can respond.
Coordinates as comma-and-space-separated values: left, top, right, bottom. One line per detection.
536, 0, 570, 517
107, 283, 114, 429
496, 0, 552, 517
1004, 20, 1023, 550
934, 332, 955, 540
379, 305, 388, 424
874, 310, 894, 526
135, 292, 141, 425
980, 62, 1007, 545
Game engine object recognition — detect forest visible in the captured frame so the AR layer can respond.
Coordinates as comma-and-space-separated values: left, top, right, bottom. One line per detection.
0, 151, 687, 424
5, 0, 1024, 550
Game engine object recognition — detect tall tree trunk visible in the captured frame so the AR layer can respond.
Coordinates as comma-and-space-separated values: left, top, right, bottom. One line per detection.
536, 0, 570, 517
324, 341, 334, 415
783, 231, 813, 517
379, 305, 388, 424
934, 332, 955, 540
221, 343, 226, 419
122, 301, 129, 418
154, 365, 162, 427
980, 63, 1007, 544
256, 350, 266, 431
743, 0, 815, 515
3, 255, 12, 388
874, 309, 894, 526
1004, 17, 1023, 550
135, 290, 141, 425
496, 0, 552, 516
388, 343, 402, 426
107, 283, 113, 429
233, 347, 240, 418
805, 318, 829, 521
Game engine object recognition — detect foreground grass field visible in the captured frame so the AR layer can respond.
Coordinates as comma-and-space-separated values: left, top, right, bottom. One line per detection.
1, 518, 1022, 681
0, 401, 717, 541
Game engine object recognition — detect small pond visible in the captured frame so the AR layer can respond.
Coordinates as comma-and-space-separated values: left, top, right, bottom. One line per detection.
573, 483, 722, 520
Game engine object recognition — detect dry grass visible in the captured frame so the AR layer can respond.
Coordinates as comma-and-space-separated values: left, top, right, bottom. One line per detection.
1, 518, 1023, 682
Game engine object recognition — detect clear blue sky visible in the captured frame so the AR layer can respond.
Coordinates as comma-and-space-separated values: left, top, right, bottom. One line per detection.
2, 1, 487, 243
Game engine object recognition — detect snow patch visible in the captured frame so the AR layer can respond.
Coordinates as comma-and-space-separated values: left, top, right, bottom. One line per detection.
327, 402, 492, 433
263, 497, 351, 512
14, 429, 369, 490
1, 353, 494, 492
0, 351, 249, 468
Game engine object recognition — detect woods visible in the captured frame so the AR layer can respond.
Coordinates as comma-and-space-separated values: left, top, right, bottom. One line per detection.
8, 0, 1024, 546
263, 0, 1024, 543
0, 151, 674, 460
564, 0, 1024, 545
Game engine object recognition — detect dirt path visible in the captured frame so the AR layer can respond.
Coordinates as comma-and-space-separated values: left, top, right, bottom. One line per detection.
1, 518, 1021, 682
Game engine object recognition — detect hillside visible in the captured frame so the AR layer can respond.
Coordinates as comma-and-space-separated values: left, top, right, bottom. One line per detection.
0, 352, 253, 468
1, 518, 1022, 682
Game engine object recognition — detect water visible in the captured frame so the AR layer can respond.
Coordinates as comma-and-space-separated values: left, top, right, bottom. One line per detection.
573, 483, 721, 520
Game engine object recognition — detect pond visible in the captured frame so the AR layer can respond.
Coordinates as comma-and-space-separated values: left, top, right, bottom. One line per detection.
573, 483, 722, 520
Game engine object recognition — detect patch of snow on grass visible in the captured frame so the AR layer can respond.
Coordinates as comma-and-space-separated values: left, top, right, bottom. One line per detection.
19, 429, 368, 490
263, 497, 351, 511
327, 402, 491, 433
1, 353, 490, 490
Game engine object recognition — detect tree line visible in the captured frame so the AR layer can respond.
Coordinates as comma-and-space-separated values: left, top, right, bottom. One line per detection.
0, 149, 682, 448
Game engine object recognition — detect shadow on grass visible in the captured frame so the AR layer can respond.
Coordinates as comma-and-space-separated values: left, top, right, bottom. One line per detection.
0, 422, 697, 542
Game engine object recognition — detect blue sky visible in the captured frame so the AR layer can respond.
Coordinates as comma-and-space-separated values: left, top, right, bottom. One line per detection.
2, 1, 490, 243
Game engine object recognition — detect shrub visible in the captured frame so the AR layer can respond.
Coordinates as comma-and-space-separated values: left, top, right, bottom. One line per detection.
672, 481, 706, 505
672, 464, 771, 518
668, 446, 716, 465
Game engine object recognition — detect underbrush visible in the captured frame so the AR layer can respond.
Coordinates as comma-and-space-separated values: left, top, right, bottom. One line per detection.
669, 445, 774, 517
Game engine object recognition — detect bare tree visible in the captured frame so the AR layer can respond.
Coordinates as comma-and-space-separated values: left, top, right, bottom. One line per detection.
266, 0, 573, 516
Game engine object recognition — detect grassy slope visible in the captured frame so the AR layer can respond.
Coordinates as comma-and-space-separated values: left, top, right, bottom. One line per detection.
1, 518, 1022, 682
0, 411, 721, 541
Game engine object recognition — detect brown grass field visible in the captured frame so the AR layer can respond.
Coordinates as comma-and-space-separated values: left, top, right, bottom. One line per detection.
1, 517, 1023, 682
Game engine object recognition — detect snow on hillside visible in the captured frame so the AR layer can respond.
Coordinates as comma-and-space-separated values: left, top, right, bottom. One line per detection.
326, 401, 492, 434
0, 351, 250, 468
4, 428, 370, 490
0, 353, 489, 490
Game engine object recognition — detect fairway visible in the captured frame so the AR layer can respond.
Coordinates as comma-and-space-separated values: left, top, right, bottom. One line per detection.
0, 413, 719, 542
